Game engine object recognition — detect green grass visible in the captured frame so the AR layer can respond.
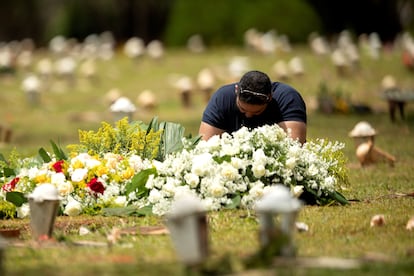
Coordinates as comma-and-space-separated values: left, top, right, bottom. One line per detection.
1, 45, 414, 274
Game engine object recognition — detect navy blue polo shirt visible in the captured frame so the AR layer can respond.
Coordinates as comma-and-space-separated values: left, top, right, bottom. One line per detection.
201, 82, 307, 133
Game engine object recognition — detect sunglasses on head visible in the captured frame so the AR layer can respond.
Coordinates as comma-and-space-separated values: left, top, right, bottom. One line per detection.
238, 87, 271, 102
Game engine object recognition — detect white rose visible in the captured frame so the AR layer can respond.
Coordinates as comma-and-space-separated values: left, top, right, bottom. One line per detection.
114, 196, 127, 207
56, 181, 74, 196
292, 185, 304, 198
71, 168, 88, 182
64, 200, 82, 216
252, 164, 266, 178
286, 157, 296, 170
220, 163, 238, 180
208, 182, 226, 198
17, 203, 30, 218
184, 173, 199, 188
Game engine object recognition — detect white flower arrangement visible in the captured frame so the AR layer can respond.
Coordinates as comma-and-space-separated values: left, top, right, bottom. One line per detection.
144, 124, 349, 215
0, 123, 349, 218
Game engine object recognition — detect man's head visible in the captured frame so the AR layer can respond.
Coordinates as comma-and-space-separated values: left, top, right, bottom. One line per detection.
236, 70, 272, 105
235, 70, 272, 117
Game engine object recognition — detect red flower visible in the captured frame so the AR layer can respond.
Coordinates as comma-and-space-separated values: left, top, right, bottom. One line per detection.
2, 177, 20, 192
52, 160, 65, 173
87, 178, 105, 195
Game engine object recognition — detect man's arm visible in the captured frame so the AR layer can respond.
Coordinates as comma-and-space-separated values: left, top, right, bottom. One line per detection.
278, 121, 307, 144
198, 122, 225, 141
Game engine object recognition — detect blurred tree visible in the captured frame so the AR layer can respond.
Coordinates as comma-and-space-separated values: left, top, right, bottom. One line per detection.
117, 0, 173, 43
305, 0, 404, 42
55, 0, 172, 44
0, 0, 42, 44
397, 0, 414, 30
51, 0, 119, 41
164, 0, 322, 46
0, 0, 411, 47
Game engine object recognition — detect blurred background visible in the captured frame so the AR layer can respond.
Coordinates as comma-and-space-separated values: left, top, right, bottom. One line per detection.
1, 0, 414, 158
0, 0, 412, 47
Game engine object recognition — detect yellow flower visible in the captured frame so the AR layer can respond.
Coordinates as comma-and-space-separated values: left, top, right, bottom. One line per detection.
72, 180, 86, 190
72, 159, 84, 169
122, 167, 135, 180
35, 174, 50, 184
95, 165, 109, 177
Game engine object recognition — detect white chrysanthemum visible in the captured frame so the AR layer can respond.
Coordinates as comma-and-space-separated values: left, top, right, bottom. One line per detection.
240, 181, 265, 207
252, 148, 267, 166
191, 153, 213, 176
220, 136, 241, 156
252, 163, 266, 178
151, 198, 171, 216
233, 180, 249, 193
230, 157, 245, 169
55, 180, 73, 196
232, 126, 252, 141
104, 153, 119, 170
201, 134, 221, 150
220, 163, 239, 180
64, 198, 82, 216
128, 155, 144, 171
71, 168, 88, 182
148, 189, 163, 204
28, 167, 41, 179
127, 191, 137, 201
202, 197, 222, 211
208, 181, 227, 198
170, 153, 192, 177
249, 181, 265, 198
172, 186, 196, 199
292, 185, 304, 197
162, 178, 180, 196
114, 196, 127, 207
184, 173, 199, 188
285, 157, 296, 170
295, 173, 304, 181
102, 184, 120, 198
310, 180, 318, 190
144, 174, 156, 189
152, 156, 165, 172
50, 172, 66, 186
85, 158, 101, 169
322, 176, 336, 192
307, 163, 319, 176
17, 203, 30, 218
145, 174, 166, 189
17, 167, 30, 178
74, 153, 91, 163
288, 143, 302, 157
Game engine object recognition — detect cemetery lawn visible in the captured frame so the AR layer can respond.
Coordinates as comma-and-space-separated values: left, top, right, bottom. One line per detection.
1, 46, 414, 274
1, 112, 413, 275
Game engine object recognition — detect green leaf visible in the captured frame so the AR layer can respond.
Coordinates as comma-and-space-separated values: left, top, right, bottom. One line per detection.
158, 121, 185, 160
38, 147, 52, 163
0, 153, 6, 162
225, 194, 241, 209
6, 191, 27, 207
134, 205, 153, 216
213, 155, 231, 164
125, 168, 157, 197
333, 191, 349, 205
50, 140, 67, 160
2, 167, 15, 177
187, 135, 202, 148
146, 116, 159, 134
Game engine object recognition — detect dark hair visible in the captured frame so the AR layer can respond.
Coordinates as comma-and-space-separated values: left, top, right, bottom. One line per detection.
238, 70, 272, 104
